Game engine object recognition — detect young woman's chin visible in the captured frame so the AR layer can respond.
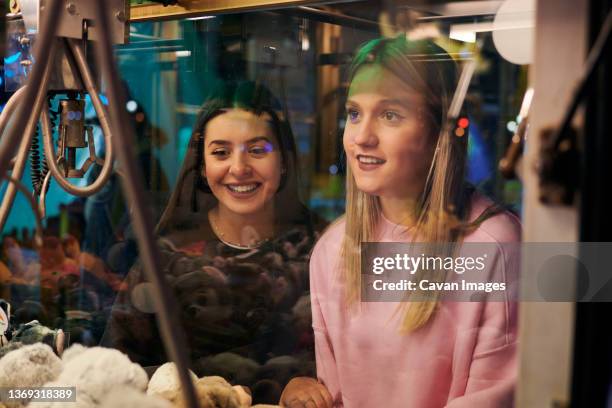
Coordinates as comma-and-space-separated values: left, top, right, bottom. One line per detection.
217, 196, 271, 218
352, 176, 385, 196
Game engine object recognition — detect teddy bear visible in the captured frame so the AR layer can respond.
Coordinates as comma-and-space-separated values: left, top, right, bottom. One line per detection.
157, 375, 245, 408
148, 363, 251, 408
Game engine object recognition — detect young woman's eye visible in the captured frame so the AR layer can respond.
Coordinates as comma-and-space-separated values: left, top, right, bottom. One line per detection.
346, 108, 360, 123
211, 149, 229, 158
249, 146, 267, 155
381, 111, 403, 123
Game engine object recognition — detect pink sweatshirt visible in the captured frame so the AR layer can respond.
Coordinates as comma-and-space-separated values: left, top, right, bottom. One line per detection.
310, 196, 520, 407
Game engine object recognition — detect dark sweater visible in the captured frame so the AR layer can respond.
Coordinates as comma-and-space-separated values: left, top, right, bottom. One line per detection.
101, 222, 319, 404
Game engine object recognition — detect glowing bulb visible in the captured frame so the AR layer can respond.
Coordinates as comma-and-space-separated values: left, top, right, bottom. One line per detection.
126, 100, 138, 113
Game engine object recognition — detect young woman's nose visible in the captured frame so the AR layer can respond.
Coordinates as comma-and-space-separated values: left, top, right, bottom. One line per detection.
352, 116, 378, 147
229, 150, 252, 177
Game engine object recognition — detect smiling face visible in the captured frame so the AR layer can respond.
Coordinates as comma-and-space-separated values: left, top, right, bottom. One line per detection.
343, 65, 436, 201
203, 109, 282, 218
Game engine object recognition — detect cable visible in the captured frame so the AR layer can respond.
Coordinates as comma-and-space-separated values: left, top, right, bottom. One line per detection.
30, 124, 43, 195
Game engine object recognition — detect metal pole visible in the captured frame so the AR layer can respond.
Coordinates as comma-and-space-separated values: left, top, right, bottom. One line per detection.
91, 2, 200, 407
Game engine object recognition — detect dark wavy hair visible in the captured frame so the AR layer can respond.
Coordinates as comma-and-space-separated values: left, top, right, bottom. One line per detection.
156, 81, 303, 237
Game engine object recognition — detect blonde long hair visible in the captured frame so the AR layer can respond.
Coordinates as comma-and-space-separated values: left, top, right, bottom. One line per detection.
341, 36, 470, 332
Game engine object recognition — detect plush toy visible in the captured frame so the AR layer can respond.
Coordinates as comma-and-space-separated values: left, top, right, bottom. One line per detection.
0, 299, 10, 344
10, 321, 65, 356
33, 345, 148, 408
159, 376, 243, 408
231, 386, 252, 407
148, 363, 252, 408
0, 344, 62, 408
0, 341, 24, 359
147, 362, 198, 396
99, 386, 172, 408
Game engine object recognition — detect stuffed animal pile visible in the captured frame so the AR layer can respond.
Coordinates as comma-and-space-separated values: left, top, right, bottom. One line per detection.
0, 344, 280, 408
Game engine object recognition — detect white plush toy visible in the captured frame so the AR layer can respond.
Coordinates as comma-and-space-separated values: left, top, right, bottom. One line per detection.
0, 344, 62, 408
30, 345, 148, 408
147, 362, 199, 396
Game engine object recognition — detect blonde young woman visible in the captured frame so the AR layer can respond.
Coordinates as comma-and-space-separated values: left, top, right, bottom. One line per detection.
281, 37, 520, 408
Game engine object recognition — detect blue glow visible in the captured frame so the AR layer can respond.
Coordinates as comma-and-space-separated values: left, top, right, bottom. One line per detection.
466, 120, 492, 184
4, 52, 21, 64
67, 111, 83, 121
177, 127, 192, 163
329, 164, 339, 175
86, 94, 109, 106
5, 69, 14, 78
298, 140, 310, 154
126, 100, 138, 112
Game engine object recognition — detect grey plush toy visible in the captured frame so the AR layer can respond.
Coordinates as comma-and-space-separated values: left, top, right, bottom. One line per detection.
10, 321, 66, 356
0, 343, 63, 408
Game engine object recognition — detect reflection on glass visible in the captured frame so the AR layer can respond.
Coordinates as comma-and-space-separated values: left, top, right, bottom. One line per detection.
0, 2, 527, 406
103, 81, 323, 405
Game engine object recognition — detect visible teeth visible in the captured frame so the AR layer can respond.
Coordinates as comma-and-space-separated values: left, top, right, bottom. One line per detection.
228, 184, 258, 193
358, 156, 384, 164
